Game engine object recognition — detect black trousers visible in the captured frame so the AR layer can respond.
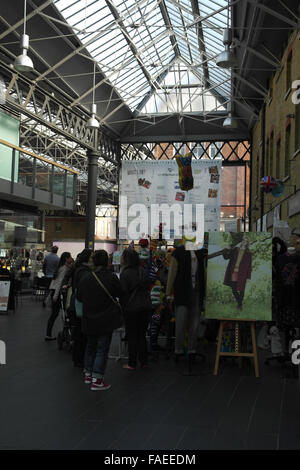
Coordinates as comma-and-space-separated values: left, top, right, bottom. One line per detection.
125, 311, 149, 368
46, 291, 61, 337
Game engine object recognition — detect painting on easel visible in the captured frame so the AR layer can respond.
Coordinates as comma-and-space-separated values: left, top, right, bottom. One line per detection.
205, 232, 272, 321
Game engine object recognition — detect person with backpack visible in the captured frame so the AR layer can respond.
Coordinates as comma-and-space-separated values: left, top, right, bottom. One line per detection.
120, 249, 152, 370
77, 250, 123, 391
70, 249, 93, 367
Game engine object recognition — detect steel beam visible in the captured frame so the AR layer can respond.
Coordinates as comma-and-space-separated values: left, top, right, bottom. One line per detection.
247, 0, 298, 27
0, 62, 118, 164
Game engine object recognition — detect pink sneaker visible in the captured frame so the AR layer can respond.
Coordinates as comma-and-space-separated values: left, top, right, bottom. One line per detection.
84, 373, 92, 384
90, 378, 111, 391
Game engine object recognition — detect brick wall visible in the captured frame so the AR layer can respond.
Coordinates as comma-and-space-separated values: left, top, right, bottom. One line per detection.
251, 29, 300, 232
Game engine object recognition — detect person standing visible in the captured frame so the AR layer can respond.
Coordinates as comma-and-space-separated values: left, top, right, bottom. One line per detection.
77, 250, 123, 391
45, 252, 72, 340
166, 240, 206, 359
120, 249, 152, 370
42, 246, 59, 307
70, 249, 93, 367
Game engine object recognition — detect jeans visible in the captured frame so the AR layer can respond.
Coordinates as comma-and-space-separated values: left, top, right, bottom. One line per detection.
84, 333, 113, 379
175, 290, 200, 354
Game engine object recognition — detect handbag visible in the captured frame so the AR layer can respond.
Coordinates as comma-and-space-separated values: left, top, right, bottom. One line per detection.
91, 272, 123, 329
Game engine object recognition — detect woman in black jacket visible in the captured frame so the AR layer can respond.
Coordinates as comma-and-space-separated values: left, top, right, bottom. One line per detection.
120, 249, 152, 370
77, 250, 123, 391
71, 249, 93, 367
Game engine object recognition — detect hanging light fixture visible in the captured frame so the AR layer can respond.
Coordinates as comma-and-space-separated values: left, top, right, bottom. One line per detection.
223, 111, 238, 128
14, 0, 34, 73
86, 61, 99, 129
216, 1, 237, 69
216, 30, 237, 69
223, 92, 238, 129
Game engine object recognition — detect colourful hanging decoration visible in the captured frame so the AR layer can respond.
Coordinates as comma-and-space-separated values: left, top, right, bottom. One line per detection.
260, 176, 276, 193
175, 153, 194, 191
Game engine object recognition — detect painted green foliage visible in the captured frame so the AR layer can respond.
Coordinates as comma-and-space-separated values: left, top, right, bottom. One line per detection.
205, 232, 272, 321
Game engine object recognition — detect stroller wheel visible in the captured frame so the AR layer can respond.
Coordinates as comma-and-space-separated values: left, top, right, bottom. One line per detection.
57, 332, 63, 350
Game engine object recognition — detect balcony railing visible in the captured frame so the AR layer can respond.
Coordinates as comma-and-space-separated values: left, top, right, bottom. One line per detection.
0, 138, 79, 208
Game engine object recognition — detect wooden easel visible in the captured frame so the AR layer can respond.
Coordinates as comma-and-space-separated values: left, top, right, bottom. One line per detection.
213, 318, 259, 378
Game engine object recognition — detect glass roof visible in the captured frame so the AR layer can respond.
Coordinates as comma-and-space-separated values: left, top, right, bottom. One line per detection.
54, 0, 231, 114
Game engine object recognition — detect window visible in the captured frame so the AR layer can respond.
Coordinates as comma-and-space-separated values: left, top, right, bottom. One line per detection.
194, 144, 205, 159
276, 140, 281, 179
210, 142, 222, 159
286, 52, 292, 93
285, 125, 291, 177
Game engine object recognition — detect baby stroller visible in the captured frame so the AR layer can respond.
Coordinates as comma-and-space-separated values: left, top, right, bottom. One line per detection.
57, 288, 73, 351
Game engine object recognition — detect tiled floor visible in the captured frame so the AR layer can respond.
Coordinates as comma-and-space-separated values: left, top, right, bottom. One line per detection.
0, 298, 300, 450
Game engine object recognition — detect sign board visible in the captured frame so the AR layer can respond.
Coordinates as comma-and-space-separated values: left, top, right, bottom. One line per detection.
288, 193, 300, 218
119, 160, 222, 238
0, 280, 11, 311
273, 220, 291, 243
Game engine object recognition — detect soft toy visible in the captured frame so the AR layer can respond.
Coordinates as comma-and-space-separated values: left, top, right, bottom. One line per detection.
268, 325, 283, 356
139, 238, 150, 260
175, 153, 194, 191
150, 280, 163, 305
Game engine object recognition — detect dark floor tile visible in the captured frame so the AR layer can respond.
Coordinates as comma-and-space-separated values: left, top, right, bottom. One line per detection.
41, 419, 101, 450
146, 424, 187, 450
216, 376, 260, 433
108, 421, 160, 450
176, 426, 214, 450
0, 300, 298, 450
247, 378, 284, 434
246, 432, 277, 450
211, 430, 247, 450
278, 433, 300, 450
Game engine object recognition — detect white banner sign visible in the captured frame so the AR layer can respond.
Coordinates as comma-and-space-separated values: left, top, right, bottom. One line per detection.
119, 160, 222, 239
0, 280, 10, 311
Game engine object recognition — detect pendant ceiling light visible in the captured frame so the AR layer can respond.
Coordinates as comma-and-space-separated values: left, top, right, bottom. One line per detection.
14, 0, 34, 73
223, 89, 238, 129
216, 1, 237, 69
223, 111, 238, 129
86, 62, 99, 129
